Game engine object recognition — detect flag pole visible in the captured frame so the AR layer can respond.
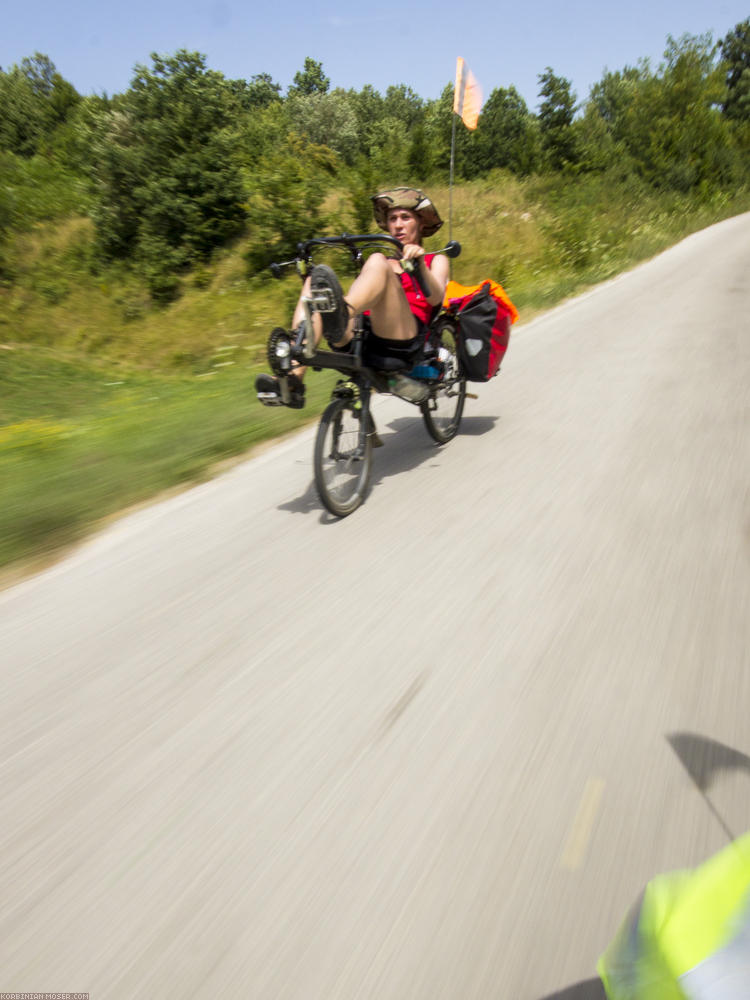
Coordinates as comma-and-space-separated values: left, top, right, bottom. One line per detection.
449, 110, 457, 245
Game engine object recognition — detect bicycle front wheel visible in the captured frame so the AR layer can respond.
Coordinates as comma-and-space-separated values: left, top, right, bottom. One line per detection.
421, 326, 467, 444
314, 397, 373, 517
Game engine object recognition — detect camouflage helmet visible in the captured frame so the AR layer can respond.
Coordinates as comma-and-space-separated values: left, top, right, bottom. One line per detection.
371, 187, 443, 238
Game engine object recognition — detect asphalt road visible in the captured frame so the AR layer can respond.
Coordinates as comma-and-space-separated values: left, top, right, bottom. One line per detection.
2, 213, 750, 999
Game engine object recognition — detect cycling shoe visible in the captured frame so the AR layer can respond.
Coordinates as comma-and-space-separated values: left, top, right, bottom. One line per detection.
255, 372, 306, 409
309, 265, 349, 346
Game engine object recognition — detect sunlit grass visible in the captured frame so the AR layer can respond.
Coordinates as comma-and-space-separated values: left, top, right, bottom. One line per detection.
0, 348, 336, 569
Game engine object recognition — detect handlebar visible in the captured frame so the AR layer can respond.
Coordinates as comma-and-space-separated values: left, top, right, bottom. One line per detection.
269, 234, 461, 281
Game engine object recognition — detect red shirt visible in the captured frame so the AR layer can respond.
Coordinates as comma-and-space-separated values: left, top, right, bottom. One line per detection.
400, 253, 436, 324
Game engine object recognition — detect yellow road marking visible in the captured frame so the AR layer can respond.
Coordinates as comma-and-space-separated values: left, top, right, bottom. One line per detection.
561, 778, 606, 870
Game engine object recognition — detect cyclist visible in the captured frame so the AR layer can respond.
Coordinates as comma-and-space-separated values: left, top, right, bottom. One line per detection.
255, 187, 450, 408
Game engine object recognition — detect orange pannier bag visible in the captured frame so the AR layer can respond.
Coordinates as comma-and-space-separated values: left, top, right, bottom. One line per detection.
442, 278, 519, 382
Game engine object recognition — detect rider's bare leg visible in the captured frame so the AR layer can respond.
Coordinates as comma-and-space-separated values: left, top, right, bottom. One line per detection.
288, 277, 318, 380
289, 254, 415, 380
344, 253, 417, 343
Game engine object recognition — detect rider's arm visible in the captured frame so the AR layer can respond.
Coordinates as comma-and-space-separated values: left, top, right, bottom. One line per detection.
422, 252, 449, 306
401, 244, 449, 306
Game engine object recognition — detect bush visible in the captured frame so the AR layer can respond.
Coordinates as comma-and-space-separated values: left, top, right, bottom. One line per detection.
243, 134, 336, 275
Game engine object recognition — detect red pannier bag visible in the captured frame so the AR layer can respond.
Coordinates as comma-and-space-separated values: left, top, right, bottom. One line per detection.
443, 278, 519, 382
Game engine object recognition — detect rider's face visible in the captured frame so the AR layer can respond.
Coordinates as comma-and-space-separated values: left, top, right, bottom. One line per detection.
387, 208, 422, 245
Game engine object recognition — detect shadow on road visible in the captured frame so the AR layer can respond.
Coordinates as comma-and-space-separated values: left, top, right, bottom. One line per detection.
368, 412, 499, 485
276, 413, 498, 517
667, 731, 750, 842
277, 478, 321, 516
451, 414, 500, 436
538, 977, 606, 999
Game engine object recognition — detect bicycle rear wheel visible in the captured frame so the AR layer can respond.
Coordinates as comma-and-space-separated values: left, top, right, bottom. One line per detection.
314, 397, 373, 517
421, 326, 466, 444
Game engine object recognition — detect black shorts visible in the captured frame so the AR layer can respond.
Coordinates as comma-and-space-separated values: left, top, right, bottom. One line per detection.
361, 314, 427, 366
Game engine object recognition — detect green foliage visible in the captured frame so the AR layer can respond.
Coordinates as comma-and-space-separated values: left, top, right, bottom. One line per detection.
615, 35, 731, 191
589, 65, 648, 134
90, 51, 246, 299
289, 57, 330, 97
339, 157, 381, 232
472, 86, 540, 176
407, 123, 431, 178
286, 89, 360, 164
581, 33, 749, 192
235, 72, 282, 110
423, 82, 477, 179
349, 84, 385, 158
383, 84, 424, 129
0, 150, 92, 262
720, 19, 750, 121
243, 134, 337, 274
537, 68, 578, 170
0, 350, 336, 569
0, 54, 81, 157
238, 100, 289, 168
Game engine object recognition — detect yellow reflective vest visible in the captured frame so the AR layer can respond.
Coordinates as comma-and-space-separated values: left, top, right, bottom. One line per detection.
598, 832, 750, 998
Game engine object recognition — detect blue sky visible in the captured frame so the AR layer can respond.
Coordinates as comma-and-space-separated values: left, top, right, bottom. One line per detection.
2, 0, 747, 111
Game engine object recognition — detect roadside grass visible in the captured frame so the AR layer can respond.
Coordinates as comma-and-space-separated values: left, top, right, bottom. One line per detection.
1, 172, 749, 575
0, 348, 336, 569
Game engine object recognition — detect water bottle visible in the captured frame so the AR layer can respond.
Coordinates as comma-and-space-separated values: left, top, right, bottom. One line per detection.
388, 373, 429, 403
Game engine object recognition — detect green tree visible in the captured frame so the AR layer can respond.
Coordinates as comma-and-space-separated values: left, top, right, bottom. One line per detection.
0, 152, 15, 280
288, 57, 329, 97
571, 102, 620, 174
383, 84, 424, 129
424, 83, 471, 179
379, 84, 430, 177
537, 68, 578, 170
238, 97, 288, 168
406, 122, 431, 179
339, 155, 381, 232
243, 134, 336, 274
472, 86, 538, 175
91, 50, 246, 298
589, 65, 648, 137
574, 67, 644, 175
0, 54, 80, 156
285, 88, 359, 163
0, 68, 44, 155
349, 84, 385, 158
720, 19, 750, 121
615, 34, 731, 191
233, 72, 282, 110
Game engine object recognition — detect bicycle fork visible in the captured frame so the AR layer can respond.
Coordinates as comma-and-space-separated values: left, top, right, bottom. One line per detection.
333, 379, 381, 455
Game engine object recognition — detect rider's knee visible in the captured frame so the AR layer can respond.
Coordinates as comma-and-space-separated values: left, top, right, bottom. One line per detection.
363, 252, 390, 277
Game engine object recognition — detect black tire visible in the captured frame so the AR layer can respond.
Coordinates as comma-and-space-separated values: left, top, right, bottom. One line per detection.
314, 397, 373, 517
421, 326, 467, 444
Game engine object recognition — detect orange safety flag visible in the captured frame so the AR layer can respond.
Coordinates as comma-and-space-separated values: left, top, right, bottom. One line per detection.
453, 57, 482, 130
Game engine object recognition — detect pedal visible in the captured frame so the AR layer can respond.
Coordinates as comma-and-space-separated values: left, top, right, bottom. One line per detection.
305, 290, 338, 314
257, 391, 284, 407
